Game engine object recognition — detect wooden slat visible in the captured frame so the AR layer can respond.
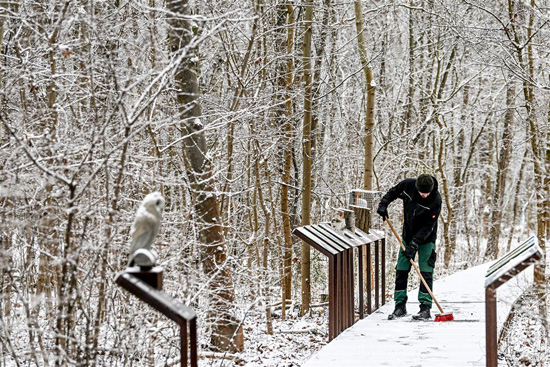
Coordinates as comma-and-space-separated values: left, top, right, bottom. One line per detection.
381, 239, 386, 307
355, 227, 383, 242
366, 244, 372, 314
315, 223, 353, 250
328, 260, 337, 340
486, 236, 535, 276
343, 228, 371, 247
348, 249, 355, 326
293, 227, 339, 257
358, 246, 365, 318
335, 253, 343, 335
375, 241, 380, 310
317, 223, 353, 250
342, 229, 369, 247
307, 225, 349, 253
115, 273, 196, 323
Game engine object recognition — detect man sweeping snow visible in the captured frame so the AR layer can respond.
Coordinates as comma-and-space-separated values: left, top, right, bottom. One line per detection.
377, 174, 442, 320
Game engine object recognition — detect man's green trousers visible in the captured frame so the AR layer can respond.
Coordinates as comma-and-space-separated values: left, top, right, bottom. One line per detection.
394, 241, 436, 308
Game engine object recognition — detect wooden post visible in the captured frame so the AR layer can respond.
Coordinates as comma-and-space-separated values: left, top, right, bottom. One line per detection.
485, 288, 497, 367
381, 238, 386, 306
181, 323, 188, 367
351, 206, 373, 295
328, 259, 336, 340
366, 245, 372, 314
358, 245, 365, 318
344, 210, 355, 232
375, 241, 380, 309
351, 206, 370, 233
126, 266, 163, 290
348, 248, 354, 326
115, 270, 198, 367
190, 318, 198, 367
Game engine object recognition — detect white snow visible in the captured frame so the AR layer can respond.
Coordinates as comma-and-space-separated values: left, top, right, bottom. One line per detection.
302, 261, 534, 367
194, 118, 203, 129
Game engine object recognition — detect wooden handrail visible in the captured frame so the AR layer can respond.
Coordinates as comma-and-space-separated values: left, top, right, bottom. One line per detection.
484, 236, 542, 367
115, 268, 198, 367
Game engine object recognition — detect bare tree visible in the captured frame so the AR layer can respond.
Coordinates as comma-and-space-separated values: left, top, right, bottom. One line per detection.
485, 75, 515, 259
353, 0, 376, 190
300, 0, 314, 315
165, 0, 244, 352
278, 2, 296, 318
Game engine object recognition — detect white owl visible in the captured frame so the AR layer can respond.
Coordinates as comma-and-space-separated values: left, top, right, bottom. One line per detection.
128, 192, 165, 266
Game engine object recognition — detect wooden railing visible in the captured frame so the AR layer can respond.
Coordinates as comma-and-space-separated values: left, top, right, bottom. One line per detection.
115, 267, 198, 367
293, 223, 385, 340
485, 235, 543, 367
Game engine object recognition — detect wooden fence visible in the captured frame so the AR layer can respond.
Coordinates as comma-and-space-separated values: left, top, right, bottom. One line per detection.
294, 223, 386, 340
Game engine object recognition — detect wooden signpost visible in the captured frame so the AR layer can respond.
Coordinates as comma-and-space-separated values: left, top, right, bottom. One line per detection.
484, 235, 543, 367
115, 268, 198, 367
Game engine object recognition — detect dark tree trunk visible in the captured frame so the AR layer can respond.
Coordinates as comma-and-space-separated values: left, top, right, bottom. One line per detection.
165, 0, 244, 352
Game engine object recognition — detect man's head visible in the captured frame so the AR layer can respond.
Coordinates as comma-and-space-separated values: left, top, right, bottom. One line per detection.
416, 174, 434, 197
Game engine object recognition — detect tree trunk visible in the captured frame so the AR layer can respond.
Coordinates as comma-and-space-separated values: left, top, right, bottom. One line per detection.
310, 0, 331, 207
445, 82, 469, 267
0, 0, 6, 146
278, 3, 295, 318
437, 139, 453, 265
166, 0, 243, 352
484, 77, 514, 260
353, 0, 375, 190
508, 0, 547, 331
431, 36, 458, 267
545, 93, 550, 245
301, 0, 314, 315
220, 8, 258, 230
506, 149, 528, 252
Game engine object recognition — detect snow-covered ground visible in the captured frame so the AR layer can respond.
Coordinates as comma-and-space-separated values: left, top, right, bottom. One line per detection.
221, 260, 540, 367
3, 245, 545, 367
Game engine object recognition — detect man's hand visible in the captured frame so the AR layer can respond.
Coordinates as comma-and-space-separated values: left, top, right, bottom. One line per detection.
376, 204, 388, 219
403, 242, 418, 260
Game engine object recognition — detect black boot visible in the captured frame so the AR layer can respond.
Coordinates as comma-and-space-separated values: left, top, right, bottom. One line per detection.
412, 304, 431, 321
388, 303, 407, 320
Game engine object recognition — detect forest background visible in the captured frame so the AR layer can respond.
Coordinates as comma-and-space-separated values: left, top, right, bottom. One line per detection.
0, 0, 549, 366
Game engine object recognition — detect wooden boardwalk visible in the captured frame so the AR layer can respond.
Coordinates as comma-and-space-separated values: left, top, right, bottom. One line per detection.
303, 262, 532, 367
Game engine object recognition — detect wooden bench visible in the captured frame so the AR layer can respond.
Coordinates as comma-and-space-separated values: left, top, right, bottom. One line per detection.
293, 223, 385, 340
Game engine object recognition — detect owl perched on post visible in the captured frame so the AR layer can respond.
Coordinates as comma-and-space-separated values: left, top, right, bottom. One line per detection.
128, 192, 165, 267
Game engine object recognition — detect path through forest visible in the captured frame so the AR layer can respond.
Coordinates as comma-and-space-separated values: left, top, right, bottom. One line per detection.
302, 262, 531, 367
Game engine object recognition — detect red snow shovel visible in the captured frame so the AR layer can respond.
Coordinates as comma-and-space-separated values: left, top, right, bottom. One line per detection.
385, 217, 454, 322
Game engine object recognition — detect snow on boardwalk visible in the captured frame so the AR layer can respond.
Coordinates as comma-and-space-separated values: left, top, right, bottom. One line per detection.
303, 262, 532, 367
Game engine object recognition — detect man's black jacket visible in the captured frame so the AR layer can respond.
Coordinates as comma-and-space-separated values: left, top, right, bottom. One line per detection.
378, 176, 442, 246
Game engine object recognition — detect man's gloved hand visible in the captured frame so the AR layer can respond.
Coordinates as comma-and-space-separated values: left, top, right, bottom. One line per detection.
376, 204, 388, 219
403, 241, 418, 260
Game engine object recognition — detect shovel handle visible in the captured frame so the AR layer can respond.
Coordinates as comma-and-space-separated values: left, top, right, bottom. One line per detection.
385, 217, 445, 315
